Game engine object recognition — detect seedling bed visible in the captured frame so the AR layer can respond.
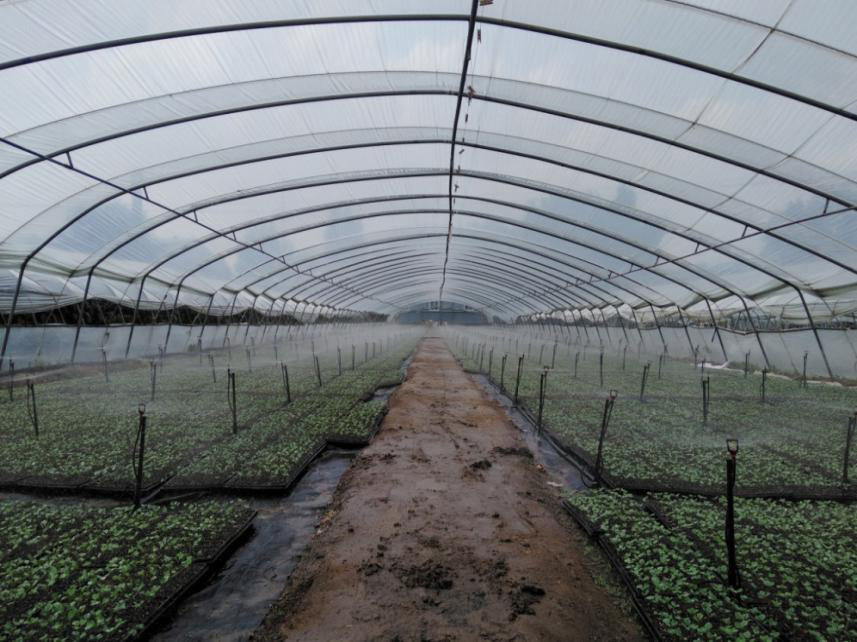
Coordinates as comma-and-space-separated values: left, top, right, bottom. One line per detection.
0, 499, 256, 641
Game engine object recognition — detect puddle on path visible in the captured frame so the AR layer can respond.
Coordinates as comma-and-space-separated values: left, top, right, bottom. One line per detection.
153, 451, 354, 642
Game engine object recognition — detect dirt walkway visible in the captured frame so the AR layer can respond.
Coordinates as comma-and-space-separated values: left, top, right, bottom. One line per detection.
256, 337, 643, 641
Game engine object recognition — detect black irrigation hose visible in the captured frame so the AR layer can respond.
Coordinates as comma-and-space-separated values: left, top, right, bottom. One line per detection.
563, 499, 664, 642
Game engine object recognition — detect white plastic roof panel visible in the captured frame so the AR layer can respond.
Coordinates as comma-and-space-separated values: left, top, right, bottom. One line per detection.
1, 0, 857, 333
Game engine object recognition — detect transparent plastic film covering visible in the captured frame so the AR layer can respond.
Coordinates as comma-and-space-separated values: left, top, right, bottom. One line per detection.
1, 0, 857, 375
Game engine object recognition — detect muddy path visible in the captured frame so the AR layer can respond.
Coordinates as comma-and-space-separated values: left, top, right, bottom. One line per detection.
256, 337, 644, 641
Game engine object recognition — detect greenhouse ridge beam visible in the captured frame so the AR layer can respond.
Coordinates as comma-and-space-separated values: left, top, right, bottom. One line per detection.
440, 0, 479, 304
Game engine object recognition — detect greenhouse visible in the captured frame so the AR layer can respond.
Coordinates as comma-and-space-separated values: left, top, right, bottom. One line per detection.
0, 1, 855, 640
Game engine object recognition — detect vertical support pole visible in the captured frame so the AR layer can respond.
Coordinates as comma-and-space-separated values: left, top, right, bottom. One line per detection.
198, 294, 215, 342
640, 362, 650, 402
702, 376, 710, 425
273, 299, 288, 343
500, 354, 507, 392
102, 348, 110, 382
208, 353, 216, 383
648, 303, 666, 353
630, 307, 645, 345
537, 368, 547, 435
124, 278, 147, 359
8, 360, 14, 401
599, 308, 613, 347
70, 271, 94, 364
488, 348, 493, 379
594, 390, 618, 483
574, 310, 591, 344
802, 351, 808, 389
163, 281, 185, 352
228, 369, 238, 433
338, 346, 342, 376
740, 297, 770, 370
760, 368, 767, 403
725, 443, 740, 588
599, 350, 604, 388
842, 413, 855, 484
281, 362, 291, 403
704, 298, 728, 362
744, 351, 750, 378
26, 378, 38, 437
573, 352, 580, 379
676, 306, 695, 357
551, 341, 558, 369
315, 355, 322, 387
514, 354, 524, 406
622, 345, 627, 371
795, 288, 834, 380
245, 347, 252, 372
614, 305, 630, 345
149, 360, 156, 401
134, 403, 147, 508
352, 344, 356, 370
222, 292, 241, 347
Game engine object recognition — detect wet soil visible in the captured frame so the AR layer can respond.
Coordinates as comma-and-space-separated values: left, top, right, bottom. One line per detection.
255, 337, 644, 641
154, 453, 354, 641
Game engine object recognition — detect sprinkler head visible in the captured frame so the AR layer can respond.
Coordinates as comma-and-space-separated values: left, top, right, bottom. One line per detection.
138, 402, 146, 416
726, 438, 739, 458
608, 389, 618, 400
